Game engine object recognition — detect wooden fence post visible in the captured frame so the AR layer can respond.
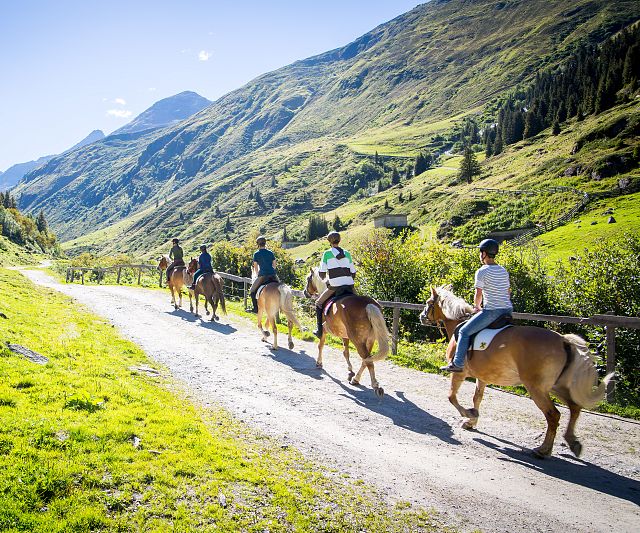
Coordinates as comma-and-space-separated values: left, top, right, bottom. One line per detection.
81, 270, 85, 285
66, 268, 70, 283
137, 268, 142, 285
392, 298, 400, 356
116, 267, 122, 284
243, 280, 248, 310
606, 325, 616, 402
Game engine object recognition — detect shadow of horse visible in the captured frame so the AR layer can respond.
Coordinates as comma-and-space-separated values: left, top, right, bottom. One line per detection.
167, 309, 237, 335
263, 346, 325, 380
324, 373, 459, 444
473, 432, 640, 506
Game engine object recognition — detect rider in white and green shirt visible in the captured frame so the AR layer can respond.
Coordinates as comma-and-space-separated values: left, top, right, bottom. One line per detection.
313, 231, 356, 338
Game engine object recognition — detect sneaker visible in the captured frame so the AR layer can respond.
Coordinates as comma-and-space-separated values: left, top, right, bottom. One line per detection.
440, 362, 464, 373
312, 329, 322, 339
245, 307, 257, 314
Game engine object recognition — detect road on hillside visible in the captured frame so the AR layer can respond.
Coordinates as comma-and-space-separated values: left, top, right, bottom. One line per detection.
24, 270, 640, 532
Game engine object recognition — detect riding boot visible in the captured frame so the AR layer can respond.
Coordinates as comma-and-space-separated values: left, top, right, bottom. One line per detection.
313, 306, 324, 338
250, 293, 258, 313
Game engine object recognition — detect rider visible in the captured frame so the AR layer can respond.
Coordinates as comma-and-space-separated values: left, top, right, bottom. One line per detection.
313, 231, 356, 338
441, 238, 513, 372
166, 238, 185, 282
248, 235, 279, 313
190, 244, 213, 290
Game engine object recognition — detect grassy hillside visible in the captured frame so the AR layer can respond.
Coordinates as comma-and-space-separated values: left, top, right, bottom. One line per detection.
13, 0, 640, 258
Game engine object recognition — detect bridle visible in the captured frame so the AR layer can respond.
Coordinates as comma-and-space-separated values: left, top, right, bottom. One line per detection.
421, 292, 447, 339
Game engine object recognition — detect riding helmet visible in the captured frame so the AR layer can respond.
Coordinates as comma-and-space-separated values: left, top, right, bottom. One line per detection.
327, 231, 341, 244
200, 243, 208, 250
256, 235, 267, 246
478, 238, 499, 257
172, 238, 180, 244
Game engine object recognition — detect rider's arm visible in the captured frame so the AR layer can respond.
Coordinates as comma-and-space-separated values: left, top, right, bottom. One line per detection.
252, 261, 259, 276
473, 288, 483, 312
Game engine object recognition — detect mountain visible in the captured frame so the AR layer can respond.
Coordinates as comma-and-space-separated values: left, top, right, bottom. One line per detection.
0, 129, 105, 191
13, 0, 640, 256
112, 91, 211, 135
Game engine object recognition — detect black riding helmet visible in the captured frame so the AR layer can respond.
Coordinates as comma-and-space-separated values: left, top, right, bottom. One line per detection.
478, 238, 499, 257
172, 238, 180, 244
200, 243, 207, 251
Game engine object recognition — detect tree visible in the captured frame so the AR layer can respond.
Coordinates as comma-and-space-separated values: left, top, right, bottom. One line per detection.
282, 226, 289, 242
552, 121, 561, 135
214, 205, 221, 217
225, 215, 232, 231
384, 199, 389, 209
391, 167, 401, 185
306, 215, 329, 241
271, 176, 277, 187
332, 214, 344, 231
374, 151, 380, 165
36, 210, 48, 233
458, 145, 481, 184
414, 154, 427, 176
398, 192, 404, 202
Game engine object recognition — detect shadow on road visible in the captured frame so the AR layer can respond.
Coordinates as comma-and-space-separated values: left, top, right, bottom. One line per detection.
324, 373, 460, 444
473, 434, 640, 506
167, 308, 237, 334
263, 345, 324, 380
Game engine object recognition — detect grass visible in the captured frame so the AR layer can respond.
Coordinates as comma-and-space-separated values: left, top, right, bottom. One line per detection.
0, 236, 47, 267
0, 267, 448, 532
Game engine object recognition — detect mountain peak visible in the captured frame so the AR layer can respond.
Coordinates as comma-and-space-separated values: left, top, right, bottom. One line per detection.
112, 91, 211, 136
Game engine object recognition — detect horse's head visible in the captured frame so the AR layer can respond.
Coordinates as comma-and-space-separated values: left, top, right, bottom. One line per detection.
158, 256, 169, 271
420, 287, 441, 325
303, 267, 320, 299
187, 258, 198, 273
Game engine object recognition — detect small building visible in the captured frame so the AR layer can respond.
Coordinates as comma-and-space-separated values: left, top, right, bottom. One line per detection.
281, 241, 309, 249
373, 214, 408, 229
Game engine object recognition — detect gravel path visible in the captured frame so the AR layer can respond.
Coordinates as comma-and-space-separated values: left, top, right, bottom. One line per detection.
24, 270, 640, 532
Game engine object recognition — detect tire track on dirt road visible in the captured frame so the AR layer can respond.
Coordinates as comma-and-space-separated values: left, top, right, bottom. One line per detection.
24, 270, 640, 532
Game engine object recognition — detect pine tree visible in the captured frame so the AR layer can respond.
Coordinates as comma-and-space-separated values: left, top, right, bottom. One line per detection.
282, 226, 289, 242
398, 192, 404, 202
374, 151, 380, 165
271, 176, 277, 187
384, 199, 389, 209
248, 190, 254, 200
552, 121, 561, 135
414, 154, 427, 176
254, 189, 264, 207
36, 210, 48, 233
391, 167, 400, 185
332, 214, 343, 231
225, 215, 232, 231
458, 145, 481, 184
214, 205, 221, 217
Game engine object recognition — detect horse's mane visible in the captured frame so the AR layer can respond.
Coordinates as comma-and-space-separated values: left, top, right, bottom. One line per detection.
435, 286, 474, 320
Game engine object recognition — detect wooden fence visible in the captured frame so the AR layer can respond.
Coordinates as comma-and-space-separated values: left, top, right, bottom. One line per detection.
66, 264, 163, 287
66, 266, 640, 403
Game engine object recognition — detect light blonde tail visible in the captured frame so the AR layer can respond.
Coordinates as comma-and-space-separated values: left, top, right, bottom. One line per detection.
279, 284, 303, 331
364, 304, 390, 363
562, 334, 613, 409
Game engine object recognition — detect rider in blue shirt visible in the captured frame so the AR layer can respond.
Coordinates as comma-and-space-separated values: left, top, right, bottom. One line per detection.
191, 244, 214, 289
248, 235, 279, 312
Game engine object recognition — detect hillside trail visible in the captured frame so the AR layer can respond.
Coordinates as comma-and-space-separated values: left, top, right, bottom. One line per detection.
22, 269, 640, 533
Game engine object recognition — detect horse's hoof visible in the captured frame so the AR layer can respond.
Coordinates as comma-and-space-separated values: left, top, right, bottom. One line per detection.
375, 387, 384, 398
213, 315, 219, 321
264, 331, 270, 338
350, 378, 360, 386
461, 421, 477, 431
206, 310, 210, 316
316, 362, 323, 369
347, 371, 355, 381
570, 440, 583, 458
288, 341, 294, 350
532, 447, 550, 459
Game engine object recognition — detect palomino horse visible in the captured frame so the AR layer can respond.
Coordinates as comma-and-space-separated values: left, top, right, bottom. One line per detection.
158, 256, 193, 310
420, 286, 612, 457
304, 267, 389, 397
255, 280, 303, 350
188, 258, 227, 321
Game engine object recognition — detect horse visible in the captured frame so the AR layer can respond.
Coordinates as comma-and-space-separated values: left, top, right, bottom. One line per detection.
186, 258, 227, 321
304, 267, 390, 397
419, 285, 613, 458
158, 255, 193, 310
255, 280, 303, 350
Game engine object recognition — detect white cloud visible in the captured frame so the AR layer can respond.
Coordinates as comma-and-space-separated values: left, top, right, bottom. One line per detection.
107, 109, 133, 119
198, 50, 211, 61
114, 97, 127, 105
148, 87, 157, 92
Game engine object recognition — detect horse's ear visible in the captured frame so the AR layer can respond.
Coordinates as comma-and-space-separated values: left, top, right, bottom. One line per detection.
309, 267, 313, 273
431, 286, 437, 297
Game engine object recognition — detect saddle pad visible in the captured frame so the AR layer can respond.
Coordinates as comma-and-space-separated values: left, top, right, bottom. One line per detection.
472, 325, 512, 351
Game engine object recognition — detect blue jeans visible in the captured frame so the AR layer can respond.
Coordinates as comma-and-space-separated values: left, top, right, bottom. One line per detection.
453, 308, 512, 367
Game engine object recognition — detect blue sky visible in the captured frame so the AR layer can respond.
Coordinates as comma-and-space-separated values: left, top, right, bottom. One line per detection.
0, 0, 420, 171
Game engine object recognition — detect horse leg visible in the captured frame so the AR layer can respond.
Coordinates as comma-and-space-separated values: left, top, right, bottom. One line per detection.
286, 317, 294, 350
188, 290, 193, 314
342, 338, 354, 382
208, 295, 217, 321
270, 315, 278, 350
448, 372, 476, 420
350, 342, 369, 386
564, 400, 583, 458
194, 291, 200, 317
258, 308, 268, 342
462, 380, 486, 430
527, 387, 561, 458
316, 333, 326, 368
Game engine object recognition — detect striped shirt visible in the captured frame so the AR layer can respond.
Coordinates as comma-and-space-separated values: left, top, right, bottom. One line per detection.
475, 264, 512, 310
319, 247, 356, 288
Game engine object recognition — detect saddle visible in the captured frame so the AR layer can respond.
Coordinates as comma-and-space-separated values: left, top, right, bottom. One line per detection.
255, 280, 279, 300
453, 313, 513, 354
322, 288, 353, 316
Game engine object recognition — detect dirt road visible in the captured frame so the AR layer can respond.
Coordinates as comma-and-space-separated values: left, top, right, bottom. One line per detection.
24, 270, 640, 532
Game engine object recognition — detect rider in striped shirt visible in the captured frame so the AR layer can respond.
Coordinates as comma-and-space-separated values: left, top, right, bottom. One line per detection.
313, 231, 356, 338
441, 238, 513, 373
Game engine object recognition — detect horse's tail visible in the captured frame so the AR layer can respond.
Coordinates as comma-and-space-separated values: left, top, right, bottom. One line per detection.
278, 284, 303, 331
214, 274, 227, 314
559, 333, 613, 409
365, 304, 390, 363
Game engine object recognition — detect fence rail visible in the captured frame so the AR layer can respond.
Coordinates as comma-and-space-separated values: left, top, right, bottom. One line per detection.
67, 266, 640, 402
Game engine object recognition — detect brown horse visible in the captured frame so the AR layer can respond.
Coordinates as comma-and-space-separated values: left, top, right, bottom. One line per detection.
255, 281, 303, 350
304, 267, 389, 397
420, 286, 613, 457
158, 256, 193, 310
187, 258, 227, 321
